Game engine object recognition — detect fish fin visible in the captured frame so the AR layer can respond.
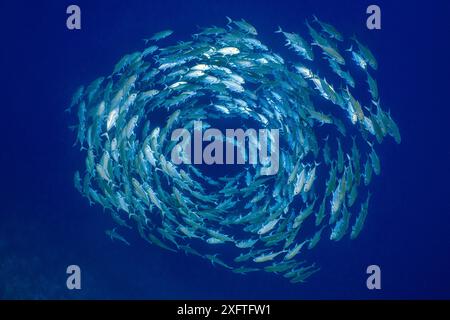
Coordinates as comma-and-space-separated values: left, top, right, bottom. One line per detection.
100, 132, 109, 140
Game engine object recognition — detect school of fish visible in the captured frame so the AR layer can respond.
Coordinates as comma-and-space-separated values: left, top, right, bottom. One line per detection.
68, 16, 401, 284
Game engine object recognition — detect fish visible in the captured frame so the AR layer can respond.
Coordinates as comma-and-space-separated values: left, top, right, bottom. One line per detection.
257, 218, 281, 235
106, 107, 119, 132
105, 228, 130, 246
312, 15, 343, 41
303, 162, 319, 192
289, 264, 320, 283
348, 46, 367, 70
253, 250, 285, 263
315, 197, 327, 226
276, 27, 314, 61
205, 254, 233, 269
369, 144, 381, 175
331, 175, 346, 216
351, 36, 378, 70
234, 251, 255, 263
264, 260, 299, 273
313, 42, 345, 65
226, 17, 258, 35
73, 171, 82, 193
146, 29, 174, 42
284, 240, 309, 260
350, 192, 372, 239
363, 156, 373, 186
366, 71, 379, 101
217, 47, 240, 56
235, 238, 258, 249
308, 226, 326, 250
293, 167, 306, 196
233, 266, 260, 274
66, 85, 84, 113
330, 204, 351, 241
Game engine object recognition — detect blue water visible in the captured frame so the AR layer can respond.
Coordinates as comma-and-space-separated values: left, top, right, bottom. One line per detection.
1, 0, 449, 299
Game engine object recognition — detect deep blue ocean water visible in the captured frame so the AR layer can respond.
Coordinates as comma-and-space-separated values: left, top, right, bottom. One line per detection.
1, 0, 449, 299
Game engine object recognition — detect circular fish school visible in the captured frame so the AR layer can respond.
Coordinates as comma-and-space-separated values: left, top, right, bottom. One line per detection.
70, 16, 400, 284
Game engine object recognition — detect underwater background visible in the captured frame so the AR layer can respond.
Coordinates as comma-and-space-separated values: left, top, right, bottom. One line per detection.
0, 0, 449, 299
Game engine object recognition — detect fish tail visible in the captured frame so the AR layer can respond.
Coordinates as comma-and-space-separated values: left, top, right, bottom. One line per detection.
312, 15, 319, 23
304, 18, 312, 29
225, 16, 232, 25
275, 26, 283, 33
371, 98, 380, 107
